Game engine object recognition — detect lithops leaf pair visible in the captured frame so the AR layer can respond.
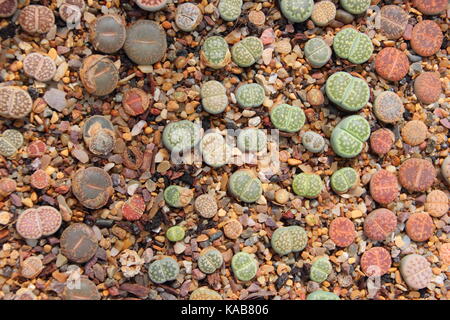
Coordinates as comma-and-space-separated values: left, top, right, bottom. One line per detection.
72, 167, 114, 209
82, 115, 116, 156
333, 28, 373, 64
228, 169, 262, 203
218, 0, 242, 21
235, 83, 265, 108
311, 1, 336, 27
271, 226, 307, 256
280, 0, 314, 23
307, 290, 340, 300
310, 256, 332, 283
201, 80, 228, 114
292, 173, 324, 198
331, 167, 358, 194
304, 37, 332, 68
198, 247, 223, 274
89, 14, 126, 54
164, 185, 193, 208
190, 287, 223, 300
237, 128, 267, 153
166, 226, 185, 242
23, 52, 56, 82
0, 129, 23, 157
326, 72, 370, 112
231, 252, 258, 281
148, 257, 180, 284
16, 206, 62, 240
340, 0, 370, 15
200, 132, 232, 168
175, 3, 203, 32
0, 86, 33, 119
330, 115, 370, 158
400, 254, 432, 290
200, 36, 231, 69
80, 55, 119, 96
302, 131, 325, 153
162, 120, 202, 153
270, 104, 306, 133
135, 0, 167, 12
231, 37, 263, 68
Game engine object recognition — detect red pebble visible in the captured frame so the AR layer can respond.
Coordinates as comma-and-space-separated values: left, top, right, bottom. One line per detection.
370, 169, 400, 205
122, 194, 145, 221
361, 247, 392, 276
329, 217, 356, 247
30, 169, 50, 189
27, 140, 46, 158
364, 208, 397, 241
370, 128, 395, 155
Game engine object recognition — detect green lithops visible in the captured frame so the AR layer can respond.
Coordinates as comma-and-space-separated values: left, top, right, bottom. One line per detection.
333, 28, 373, 64
162, 120, 202, 153
340, 0, 370, 15
307, 290, 340, 300
236, 83, 265, 108
231, 37, 263, 68
218, 0, 242, 21
271, 226, 308, 256
325, 72, 370, 112
330, 115, 370, 158
198, 247, 223, 274
237, 128, 267, 153
231, 252, 258, 282
228, 170, 262, 203
166, 226, 185, 242
302, 131, 325, 153
304, 37, 332, 68
201, 80, 228, 114
200, 132, 232, 168
190, 287, 223, 300
270, 104, 306, 133
148, 257, 180, 284
292, 173, 324, 199
164, 185, 193, 208
0, 129, 23, 157
310, 257, 332, 283
280, 0, 314, 23
331, 167, 358, 194
200, 36, 231, 69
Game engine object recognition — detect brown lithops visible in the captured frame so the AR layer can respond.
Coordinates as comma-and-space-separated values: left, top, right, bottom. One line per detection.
82, 115, 116, 156
380, 5, 409, 39
23, 52, 57, 82
370, 128, 394, 155
363, 208, 397, 241
410, 20, 443, 57
425, 190, 449, 218
63, 276, 101, 300
401, 120, 428, 146
194, 194, 218, 218
71, 167, 113, 209
60, 223, 99, 263
30, 169, 50, 190
360, 247, 391, 277
80, 55, 119, 96
0, 177, 16, 197
329, 217, 356, 247
413, 0, 448, 15
399, 158, 436, 192
370, 169, 400, 205
175, 3, 203, 32
59, 0, 84, 24
19, 5, 55, 34
223, 219, 243, 240
373, 91, 404, 123
27, 140, 46, 158
375, 47, 409, 82
406, 212, 435, 242
414, 72, 442, 105
0, 0, 17, 18
311, 1, 336, 27
89, 14, 127, 54
16, 206, 62, 240
0, 86, 33, 119
20, 256, 43, 279
122, 88, 150, 116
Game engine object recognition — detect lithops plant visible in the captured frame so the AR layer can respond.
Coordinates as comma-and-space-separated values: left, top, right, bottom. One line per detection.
311, 1, 336, 27
63, 277, 101, 300
162, 120, 202, 153
380, 5, 409, 40
0, 0, 17, 18
373, 91, 404, 124
425, 190, 449, 218
329, 217, 356, 247
400, 254, 432, 290
80, 55, 119, 96
398, 158, 436, 192
195, 194, 218, 218
237, 128, 267, 153
190, 287, 223, 300
231, 37, 263, 68
340, 0, 370, 15
59, 0, 85, 24
330, 115, 370, 158
122, 194, 145, 221
200, 36, 231, 69
231, 252, 258, 282
363, 208, 397, 241
326, 72, 369, 112
361, 247, 391, 277
228, 169, 262, 203
307, 290, 340, 300
302, 131, 325, 153
304, 37, 332, 68
218, 0, 242, 21
198, 247, 223, 274
223, 219, 243, 239
406, 212, 435, 242
71, 167, 114, 209
235, 83, 265, 108
331, 167, 358, 194
0, 86, 33, 119
16, 206, 62, 240
201, 80, 228, 114
200, 132, 232, 168
0, 129, 23, 158
19, 5, 55, 34
89, 14, 126, 54
122, 88, 150, 116
164, 185, 193, 208
175, 3, 203, 32
410, 20, 443, 57
166, 226, 185, 242
370, 169, 400, 205
148, 257, 180, 284
23, 52, 56, 82
60, 223, 98, 263
83, 115, 116, 156
414, 72, 442, 105
292, 173, 324, 199
280, 0, 314, 23
413, 0, 447, 15
333, 28, 373, 64
375, 47, 409, 82
310, 257, 332, 283
270, 104, 306, 133
135, 0, 167, 11
20, 256, 43, 279
271, 226, 307, 256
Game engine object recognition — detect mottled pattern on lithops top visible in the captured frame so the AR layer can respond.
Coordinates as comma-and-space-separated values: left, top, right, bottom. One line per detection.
60, 223, 98, 263
311, 1, 336, 27
200, 132, 232, 168
166, 226, 185, 242
307, 290, 340, 300
310, 257, 332, 283
0, 86, 32, 119
333, 28, 373, 64
329, 217, 356, 247
331, 167, 358, 194
375, 47, 409, 82
223, 219, 243, 239
231, 252, 258, 281
164, 185, 193, 208
198, 247, 223, 274
325, 72, 370, 112
23, 52, 56, 82
411, 20, 443, 57
201, 80, 228, 114
21, 256, 43, 279
380, 5, 409, 39
280, 0, 314, 23
292, 173, 324, 198
304, 37, 332, 68
373, 91, 404, 123
363, 208, 397, 241
361, 247, 391, 277
413, 0, 447, 15
124, 20, 167, 65
175, 3, 203, 32
330, 115, 370, 158
80, 55, 119, 96
271, 226, 307, 256
135, 0, 167, 12
148, 257, 180, 284
162, 120, 202, 152
218, 0, 242, 21
16, 206, 62, 240
194, 194, 218, 218
200, 36, 231, 69
122, 194, 145, 221
442, 156, 450, 185
0, 0, 17, 18
425, 190, 449, 218
400, 254, 432, 290
414, 72, 442, 105
370, 128, 394, 155
190, 287, 223, 300
370, 169, 400, 205
236, 83, 265, 108
237, 128, 267, 153
72, 167, 113, 209
0, 129, 23, 157
398, 158, 436, 192
90, 15, 126, 54
406, 212, 435, 242
302, 131, 325, 153
231, 37, 263, 67
19, 5, 55, 34
340, 0, 370, 14
228, 169, 262, 203
401, 120, 427, 146
63, 277, 101, 300
270, 104, 306, 133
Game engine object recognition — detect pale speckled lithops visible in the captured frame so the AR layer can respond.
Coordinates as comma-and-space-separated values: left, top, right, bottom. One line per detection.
307, 290, 340, 300
162, 120, 202, 152
304, 37, 332, 68
228, 169, 262, 203
190, 287, 223, 300
201, 80, 228, 114
148, 257, 180, 284
280, 0, 314, 23
271, 226, 307, 256
333, 28, 373, 64
302, 131, 325, 153
23, 52, 56, 82
175, 3, 203, 32
218, 0, 242, 21
400, 254, 432, 290
311, 1, 336, 27
270, 104, 306, 133
340, 0, 370, 15
330, 167, 358, 194
198, 247, 223, 274
237, 128, 267, 153
330, 115, 370, 158
200, 132, 232, 168
231, 37, 263, 68
325, 72, 370, 112
200, 36, 231, 69
310, 257, 332, 283
164, 185, 193, 208
0, 86, 33, 119
292, 173, 324, 198
231, 252, 258, 282
166, 225, 185, 242
235, 83, 265, 108
0, 129, 23, 157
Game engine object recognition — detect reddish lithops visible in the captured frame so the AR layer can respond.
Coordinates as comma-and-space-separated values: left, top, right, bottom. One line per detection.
27, 140, 46, 158
406, 212, 435, 242
374, 47, 409, 82
398, 158, 436, 192
380, 5, 409, 40
135, 0, 167, 12
80, 55, 119, 96
60, 223, 99, 263
20, 256, 43, 279
425, 190, 449, 218
440, 243, 450, 265
329, 217, 356, 247
400, 254, 432, 290
360, 247, 391, 277
410, 20, 443, 57
30, 169, 50, 190
0, 0, 17, 18
0, 86, 33, 119
23, 53, 57, 82
401, 120, 428, 146
370, 169, 400, 205
414, 72, 442, 105
16, 206, 62, 240
364, 208, 397, 241
223, 219, 243, 240
122, 194, 145, 221
0, 177, 16, 197
413, 0, 447, 15
122, 88, 150, 116
19, 5, 55, 34
370, 128, 394, 155
71, 167, 113, 209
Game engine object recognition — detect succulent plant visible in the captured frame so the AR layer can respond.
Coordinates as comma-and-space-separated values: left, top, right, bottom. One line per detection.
175, 3, 203, 32
270, 104, 306, 133
72, 167, 114, 209
340, 0, 370, 15
304, 37, 332, 68
330, 115, 370, 158
198, 247, 223, 274
166, 226, 185, 242
228, 169, 262, 203
237, 128, 267, 153
122, 88, 150, 116
333, 28, 373, 64
16, 206, 62, 240
135, 0, 167, 12
235, 83, 265, 108
63, 276, 101, 300
311, 1, 336, 27
326, 72, 370, 112
231, 37, 263, 68
194, 194, 218, 218
19, 5, 54, 34
223, 219, 243, 239
218, 0, 242, 21
271, 226, 307, 256
0, 86, 33, 119
231, 252, 258, 282
122, 194, 145, 221
280, 0, 314, 23
80, 55, 119, 96
200, 36, 231, 69
331, 167, 358, 194
89, 14, 126, 54
164, 185, 193, 208
83, 115, 116, 156
400, 254, 432, 290
60, 223, 99, 263
20, 256, 43, 279
201, 80, 228, 114
373, 91, 404, 124
162, 120, 202, 153
0, 129, 23, 157
200, 132, 232, 168
302, 131, 325, 153
23, 52, 56, 82
292, 173, 324, 198
190, 287, 223, 300
148, 257, 180, 284
307, 290, 340, 300
310, 256, 332, 283
0, 0, 17, 18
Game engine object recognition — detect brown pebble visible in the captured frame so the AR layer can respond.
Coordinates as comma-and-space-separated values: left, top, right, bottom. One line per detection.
425, 190, 449, 217
370, 128, 394, 155
401, 120, 428, 146
410, 20, 443, 57
414, 72, 442, 105
406, 212, 435, 242
399, 158, 436, 192
370, 169, 400, 205
375, 47, 409, 82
